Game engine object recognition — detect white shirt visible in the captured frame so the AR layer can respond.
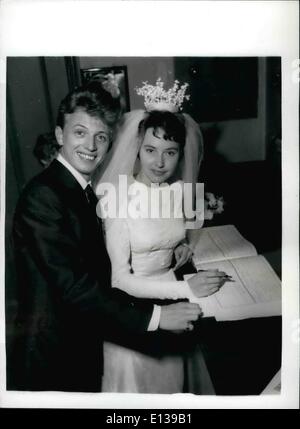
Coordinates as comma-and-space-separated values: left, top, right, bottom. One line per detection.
56, 154, 160, 331
57, 153, 89, 190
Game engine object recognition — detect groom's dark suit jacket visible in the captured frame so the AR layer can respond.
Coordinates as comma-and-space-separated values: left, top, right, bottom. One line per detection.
8, 160, 154, 392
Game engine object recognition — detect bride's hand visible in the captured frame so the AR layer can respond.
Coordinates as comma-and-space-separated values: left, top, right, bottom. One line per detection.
187, 269, 226, 298
173, 244, 193, 270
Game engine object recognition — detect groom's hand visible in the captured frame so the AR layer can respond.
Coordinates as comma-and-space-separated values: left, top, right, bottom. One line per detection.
159, 302, 202, 331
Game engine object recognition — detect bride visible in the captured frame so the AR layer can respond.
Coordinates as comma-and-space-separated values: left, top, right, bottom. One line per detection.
94, 80, 226, 393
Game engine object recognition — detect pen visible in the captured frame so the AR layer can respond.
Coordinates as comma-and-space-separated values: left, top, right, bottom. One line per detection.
197, 270, 236, 282
223, 275, 235, 282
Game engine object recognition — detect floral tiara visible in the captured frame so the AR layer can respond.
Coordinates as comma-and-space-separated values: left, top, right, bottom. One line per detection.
135, 78, 190, 113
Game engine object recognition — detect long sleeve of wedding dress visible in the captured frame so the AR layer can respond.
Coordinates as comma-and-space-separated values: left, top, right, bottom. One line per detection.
105, 217, 195, 301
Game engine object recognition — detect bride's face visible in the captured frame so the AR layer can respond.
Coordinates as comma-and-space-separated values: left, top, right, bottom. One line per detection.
138, 127, 181, 185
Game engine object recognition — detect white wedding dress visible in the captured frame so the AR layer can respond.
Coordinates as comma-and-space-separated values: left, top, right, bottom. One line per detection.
101, 180, 215, 393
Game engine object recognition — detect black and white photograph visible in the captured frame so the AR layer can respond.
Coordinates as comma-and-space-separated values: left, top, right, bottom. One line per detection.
0, 0, 299, 410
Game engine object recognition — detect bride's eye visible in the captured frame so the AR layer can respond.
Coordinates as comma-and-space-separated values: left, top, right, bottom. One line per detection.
145, 148, 154, 153
166, 151, 177, 157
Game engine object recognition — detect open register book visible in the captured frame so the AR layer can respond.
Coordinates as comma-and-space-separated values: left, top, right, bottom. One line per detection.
185, 225, 281, 321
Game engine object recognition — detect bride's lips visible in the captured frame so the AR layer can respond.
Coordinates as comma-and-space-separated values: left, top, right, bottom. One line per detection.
151, 170, 166, 176
76, 151, 97, 161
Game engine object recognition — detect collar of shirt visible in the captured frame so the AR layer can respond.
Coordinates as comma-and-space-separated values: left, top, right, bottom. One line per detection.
56, 153, 91, 190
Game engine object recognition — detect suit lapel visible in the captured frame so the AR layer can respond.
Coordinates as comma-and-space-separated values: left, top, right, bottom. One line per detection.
46, 160, 88, 211
45, 160, 107, 253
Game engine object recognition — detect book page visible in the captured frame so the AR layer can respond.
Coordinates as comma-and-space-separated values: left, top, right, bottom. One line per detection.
190, 225, 257, 266
186, 255, 281, 320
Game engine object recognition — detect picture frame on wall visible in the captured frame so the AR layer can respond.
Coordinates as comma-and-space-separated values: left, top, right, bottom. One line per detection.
80, 65, 130, 113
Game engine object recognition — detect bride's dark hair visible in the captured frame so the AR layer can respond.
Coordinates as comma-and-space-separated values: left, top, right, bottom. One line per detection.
138, 110, 186, 149
94, 109, 203, 195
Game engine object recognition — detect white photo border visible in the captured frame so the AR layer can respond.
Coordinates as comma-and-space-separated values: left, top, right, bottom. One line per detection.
0, 0, 299, 409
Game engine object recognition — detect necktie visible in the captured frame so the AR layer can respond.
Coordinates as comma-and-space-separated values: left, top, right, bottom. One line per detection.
85, 184, 98, 213
84, 185, 108, 260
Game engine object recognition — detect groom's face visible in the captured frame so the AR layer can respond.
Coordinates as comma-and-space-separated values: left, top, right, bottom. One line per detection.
55, 109, 110, 180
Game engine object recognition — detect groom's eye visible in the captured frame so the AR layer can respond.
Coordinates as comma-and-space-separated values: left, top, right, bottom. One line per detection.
96, 133, 109, 144
74, 129, 85, 137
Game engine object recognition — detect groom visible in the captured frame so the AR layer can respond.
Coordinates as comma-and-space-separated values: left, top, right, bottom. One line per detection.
7, 83, 202, 392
